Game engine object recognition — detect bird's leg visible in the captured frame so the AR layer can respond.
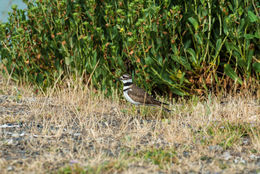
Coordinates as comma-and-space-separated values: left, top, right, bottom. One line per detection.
137, 106, 141, 114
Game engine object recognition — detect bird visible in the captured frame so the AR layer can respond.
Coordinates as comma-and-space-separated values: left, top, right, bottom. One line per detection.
119, 74, 171, 112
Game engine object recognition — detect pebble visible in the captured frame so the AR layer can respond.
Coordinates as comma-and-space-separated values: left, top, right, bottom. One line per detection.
234, 157, 246, 164
183, 151, 190, 158
209, 145, 223, 152
7, 139, 14, 145
250, 154, 259, 160
222, 151, 232, 160
256, 158, 260, 167
7, 166, 14, 171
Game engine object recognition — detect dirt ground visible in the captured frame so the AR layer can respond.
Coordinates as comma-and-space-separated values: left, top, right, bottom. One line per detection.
0, 81, 259, 173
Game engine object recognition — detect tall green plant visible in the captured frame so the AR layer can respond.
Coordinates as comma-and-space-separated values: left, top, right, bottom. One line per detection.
0, 0, 259, 96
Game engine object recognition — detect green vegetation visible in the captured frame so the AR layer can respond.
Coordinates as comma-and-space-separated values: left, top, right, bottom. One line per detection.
58, 160, 127, 174
0, 0, 259, 96
196, 122, 260, 149
58, 148, 178, 173
133, 148, 178, 168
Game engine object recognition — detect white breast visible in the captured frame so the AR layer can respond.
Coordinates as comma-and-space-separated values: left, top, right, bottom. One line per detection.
123, 91, 141, 105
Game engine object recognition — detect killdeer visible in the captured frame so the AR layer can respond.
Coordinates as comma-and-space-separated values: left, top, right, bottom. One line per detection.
119, 74, 171, 112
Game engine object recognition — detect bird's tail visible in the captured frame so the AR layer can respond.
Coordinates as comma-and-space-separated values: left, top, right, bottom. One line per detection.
155, 100, 169, 106
154, 100, 172, 112
162, 107, 172, 112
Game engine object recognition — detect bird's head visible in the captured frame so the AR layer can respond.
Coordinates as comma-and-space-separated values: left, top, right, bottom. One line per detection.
119, 74, 132, 84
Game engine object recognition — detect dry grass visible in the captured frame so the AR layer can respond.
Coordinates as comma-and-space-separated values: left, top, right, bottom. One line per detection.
0, 77, 259, 174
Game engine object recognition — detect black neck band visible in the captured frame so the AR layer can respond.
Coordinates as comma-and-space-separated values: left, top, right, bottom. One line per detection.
123, 88, 130, 92
123, 82, 133, 86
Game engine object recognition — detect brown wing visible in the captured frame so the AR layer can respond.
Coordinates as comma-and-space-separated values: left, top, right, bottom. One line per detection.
128, 84, 161, 106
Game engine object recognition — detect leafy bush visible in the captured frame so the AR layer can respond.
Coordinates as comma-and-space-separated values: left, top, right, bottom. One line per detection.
0, 0, 259, 96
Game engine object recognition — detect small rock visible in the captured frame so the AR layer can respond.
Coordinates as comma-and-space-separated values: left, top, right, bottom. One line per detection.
74, 133, 81, 136
12, 133, 20, 138
222, 151, 232, 160
7, 166, 14, 171
256, 158, 260, 167
7, 139, 14, 145
183, 151, 190, 158
242, 138, 250, 145
209, 145, 223, 152
70, 160, 78, 164
103, 148, 114, 157
249, 154, 258, 160
234, 157, 246, 164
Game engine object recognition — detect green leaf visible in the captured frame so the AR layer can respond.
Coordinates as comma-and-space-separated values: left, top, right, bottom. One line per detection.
244, 34, 255, 39
158, 56, 163, 66
216, 39, 222, 52
195, 33, 203, 45
186, 48, 197, 65
223, 17, 229, 35
93, 51, 97, 66
11, 4, 18, 10
225, 42, 239, 52
246, 50, 254, 71
171, 88, 186, 96
65, 56, 71, 65
171, 55, 191, 70
248, 11, 258, 23
237, 59, 246, 68
215, 38, 222, 58
145, 56, 153, 65
252, 62, 260, 73
184, 40, 191, 49
188, 17, 199, 31
36, 73, 44, 84
255, 31, 260, 39
224, 64, 243, 85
